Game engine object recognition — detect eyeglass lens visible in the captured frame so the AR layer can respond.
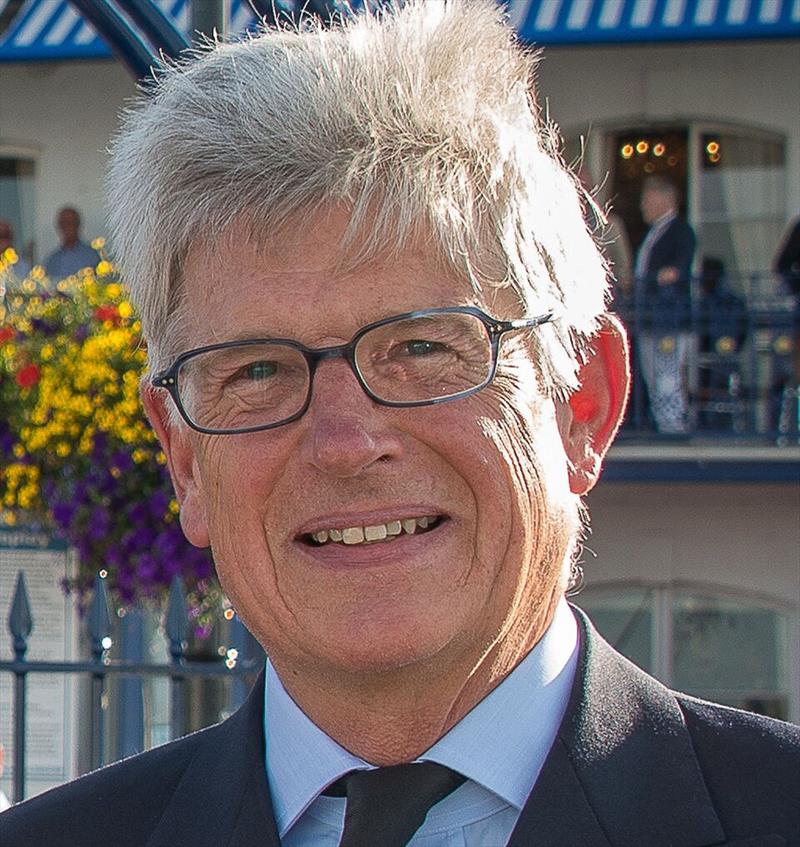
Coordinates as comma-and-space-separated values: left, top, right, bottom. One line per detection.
176, 312, 494, 431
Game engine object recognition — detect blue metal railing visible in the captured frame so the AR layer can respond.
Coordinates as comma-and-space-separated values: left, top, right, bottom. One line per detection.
614, 271, 798, 443
0, 571, 260, 803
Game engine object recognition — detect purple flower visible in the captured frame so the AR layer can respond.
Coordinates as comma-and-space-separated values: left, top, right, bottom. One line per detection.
148, 490, 170, 519
30, 318, 59, 337
87, 507, 110, 540
52, 501, 76, 528
111, 450, 134, 473
136, 554, 157, 583
126, 501, 150, 526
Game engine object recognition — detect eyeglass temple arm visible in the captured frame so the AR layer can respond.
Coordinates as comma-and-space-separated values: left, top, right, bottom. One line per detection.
500, 311, 554, 332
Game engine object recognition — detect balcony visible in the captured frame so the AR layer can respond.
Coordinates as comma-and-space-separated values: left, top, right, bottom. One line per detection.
607, 271, 799, 481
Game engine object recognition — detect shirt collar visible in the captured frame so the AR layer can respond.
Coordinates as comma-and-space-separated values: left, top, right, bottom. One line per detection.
651, 209, 677, 231
264, 598, 579, 837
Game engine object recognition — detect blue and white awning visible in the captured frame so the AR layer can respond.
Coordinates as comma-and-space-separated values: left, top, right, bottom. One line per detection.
508, 0, 800, 44
0, 0, 258, 62
0, 0, 798, 62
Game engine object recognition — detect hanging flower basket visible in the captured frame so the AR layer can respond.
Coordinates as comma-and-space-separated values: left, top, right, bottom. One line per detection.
0, 250, 224, 637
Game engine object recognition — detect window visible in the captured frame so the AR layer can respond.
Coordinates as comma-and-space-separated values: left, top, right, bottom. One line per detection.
695, 128, 786, 278
576, 583, 794, 721
0, 154, 36, 265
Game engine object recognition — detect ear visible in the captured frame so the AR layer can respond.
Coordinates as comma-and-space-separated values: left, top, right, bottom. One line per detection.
140, 380, 211, 548
556, 315, 630, 495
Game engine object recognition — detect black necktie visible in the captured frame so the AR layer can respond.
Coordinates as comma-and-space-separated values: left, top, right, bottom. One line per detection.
329, 761, 466, 847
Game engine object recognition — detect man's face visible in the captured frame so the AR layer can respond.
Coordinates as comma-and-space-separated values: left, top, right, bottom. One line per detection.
640, 187, 672, 225
57, 210, 80, 245
157, 209, 585, 682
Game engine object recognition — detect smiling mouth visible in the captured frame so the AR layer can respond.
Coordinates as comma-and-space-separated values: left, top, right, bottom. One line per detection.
301, 515, 445, 547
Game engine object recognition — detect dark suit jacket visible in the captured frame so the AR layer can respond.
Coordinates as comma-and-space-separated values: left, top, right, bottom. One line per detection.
635, 216, 697, 330
1, 610, 798, 846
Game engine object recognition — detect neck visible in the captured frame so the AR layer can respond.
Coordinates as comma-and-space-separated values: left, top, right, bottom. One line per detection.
271, 590, 560, 765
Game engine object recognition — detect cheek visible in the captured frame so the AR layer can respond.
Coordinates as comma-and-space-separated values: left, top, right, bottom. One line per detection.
195, 437, 282, 579
475, 367, 577, 584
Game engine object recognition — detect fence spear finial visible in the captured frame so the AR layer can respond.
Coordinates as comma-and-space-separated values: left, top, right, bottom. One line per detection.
166, 574, 187, 663
88, 571, 112, 661
9, 570, 33, 660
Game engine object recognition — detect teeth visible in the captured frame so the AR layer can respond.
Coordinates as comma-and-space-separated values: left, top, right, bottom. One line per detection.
386, 520, 402, 536
364, 524, 388, 541
342, 527, 365, 545
308, 516, 439, 546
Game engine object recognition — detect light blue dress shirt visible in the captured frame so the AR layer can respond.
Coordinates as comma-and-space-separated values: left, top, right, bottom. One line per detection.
43, 241, 100, 280
264, 599, 579, 846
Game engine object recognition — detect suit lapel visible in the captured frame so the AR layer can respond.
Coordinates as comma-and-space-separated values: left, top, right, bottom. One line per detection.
146, 671, 281, 847
509, 609, 727, 847
142, 619, 786, 847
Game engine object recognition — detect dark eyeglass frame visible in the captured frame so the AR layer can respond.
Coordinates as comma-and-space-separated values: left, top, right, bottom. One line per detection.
151, 305, 553, 435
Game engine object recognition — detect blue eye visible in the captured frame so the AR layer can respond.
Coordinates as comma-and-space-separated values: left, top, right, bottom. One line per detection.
403, 340, 445, 357
245, 361, 278, 380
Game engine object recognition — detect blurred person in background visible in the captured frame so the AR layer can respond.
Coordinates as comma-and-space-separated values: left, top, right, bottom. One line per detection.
43, 206, 100, 281
633, 176, 696, 434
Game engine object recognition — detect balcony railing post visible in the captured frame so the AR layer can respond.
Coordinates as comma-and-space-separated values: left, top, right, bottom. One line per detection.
166, 575, 188, 740
88, 572, 112, 770
8, 570, 33, 802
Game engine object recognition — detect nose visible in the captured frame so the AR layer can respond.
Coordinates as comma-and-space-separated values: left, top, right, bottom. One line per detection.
303, 359, 403, 478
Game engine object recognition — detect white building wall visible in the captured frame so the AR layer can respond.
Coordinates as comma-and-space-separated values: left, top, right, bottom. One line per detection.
585, 482, 799, 602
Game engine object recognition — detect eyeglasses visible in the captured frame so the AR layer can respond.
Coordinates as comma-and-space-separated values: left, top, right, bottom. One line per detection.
152, 306, 553, 435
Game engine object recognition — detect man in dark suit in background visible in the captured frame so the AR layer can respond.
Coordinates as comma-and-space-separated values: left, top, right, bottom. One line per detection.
634, 175, 697, 433
1, 3, 797, 845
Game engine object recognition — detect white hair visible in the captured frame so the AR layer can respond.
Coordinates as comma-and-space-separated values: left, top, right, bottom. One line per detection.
106, 0, 609, 391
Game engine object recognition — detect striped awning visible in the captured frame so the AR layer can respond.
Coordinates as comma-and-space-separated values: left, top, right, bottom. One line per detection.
508, 0, 800, 44
0, 0, 797, 62
0, 0, 257, 62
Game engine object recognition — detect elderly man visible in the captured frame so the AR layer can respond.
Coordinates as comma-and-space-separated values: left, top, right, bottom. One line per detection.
1, 3, 797, 845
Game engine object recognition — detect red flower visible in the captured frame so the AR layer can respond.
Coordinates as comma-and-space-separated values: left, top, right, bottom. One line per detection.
0, 326, 13, 344
15, 363, 40, 388
94, 305, 120, 325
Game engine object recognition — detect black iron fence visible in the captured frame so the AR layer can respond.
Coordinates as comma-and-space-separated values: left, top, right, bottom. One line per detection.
615, 271, 798, 441
0, 570, 260, 803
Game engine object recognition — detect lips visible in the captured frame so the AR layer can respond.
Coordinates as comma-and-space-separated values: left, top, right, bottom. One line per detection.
299, 515, 444, 547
